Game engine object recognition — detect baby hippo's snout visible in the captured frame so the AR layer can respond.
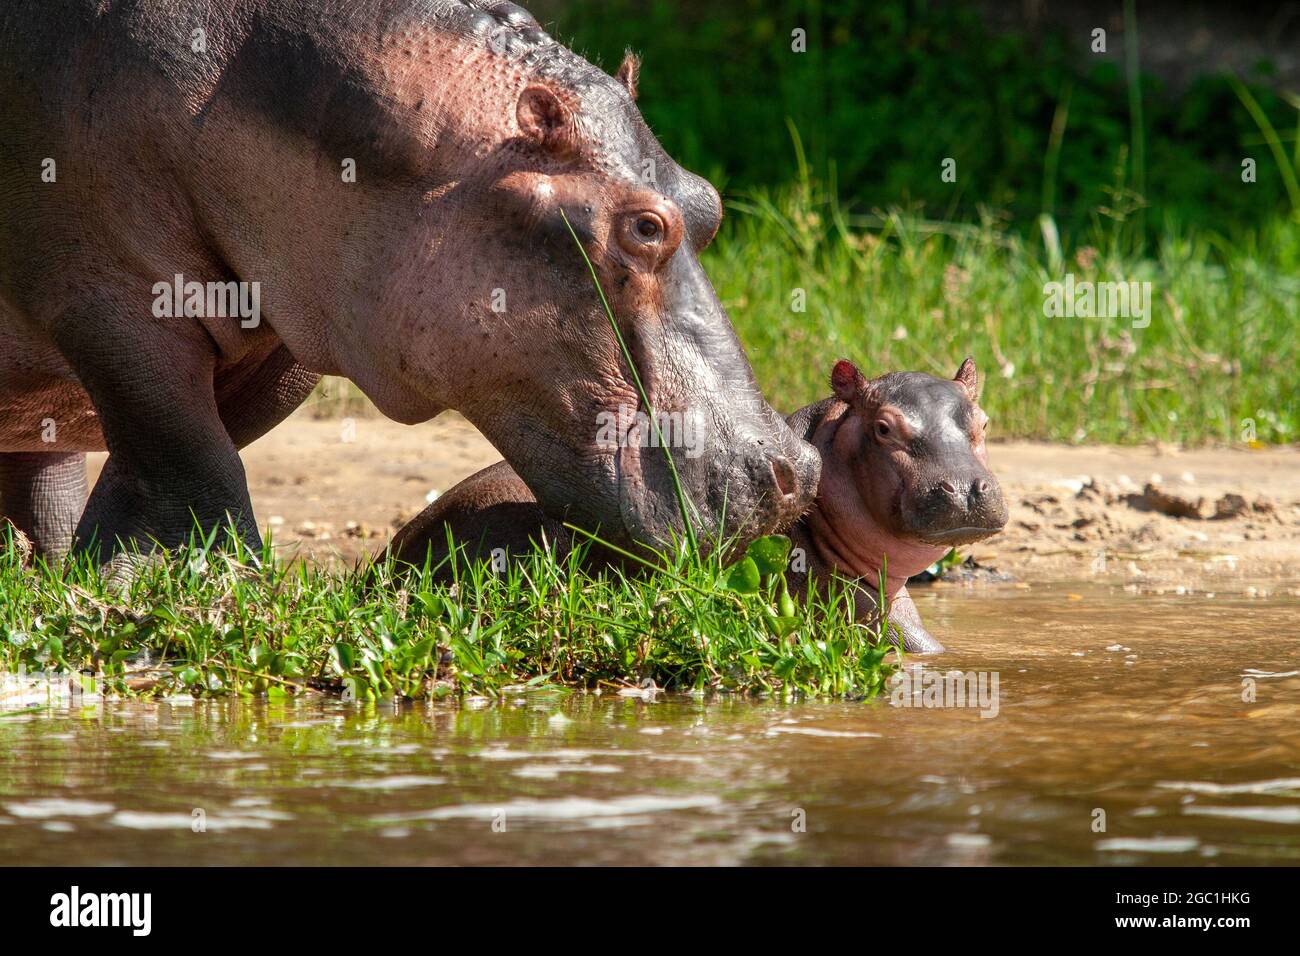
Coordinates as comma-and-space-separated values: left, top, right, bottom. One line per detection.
918, 469, 1009, 546
938, 474, 999, 511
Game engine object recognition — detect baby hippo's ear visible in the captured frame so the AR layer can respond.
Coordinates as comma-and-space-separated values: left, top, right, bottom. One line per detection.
831, 359, 867, 403
954, 357, 979, 401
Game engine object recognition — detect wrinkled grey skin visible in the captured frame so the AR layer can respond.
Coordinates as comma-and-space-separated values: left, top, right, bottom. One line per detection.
0, 0, 817, 564
384, 361, 1009, 654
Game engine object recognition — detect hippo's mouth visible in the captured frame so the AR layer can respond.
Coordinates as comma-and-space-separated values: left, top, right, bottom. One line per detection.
912, 524, 1006, 547
615, 436, 681, 549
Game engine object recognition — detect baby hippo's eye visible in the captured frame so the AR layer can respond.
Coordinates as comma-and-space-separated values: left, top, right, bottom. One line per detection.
869, 406, 909, 446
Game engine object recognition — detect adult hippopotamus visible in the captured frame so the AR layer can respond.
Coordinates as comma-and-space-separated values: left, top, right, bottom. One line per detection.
0, 1, 817, 563
384, 358, 1009, 653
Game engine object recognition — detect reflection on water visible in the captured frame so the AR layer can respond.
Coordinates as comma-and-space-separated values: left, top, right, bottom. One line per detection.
2, 583, 1298, 865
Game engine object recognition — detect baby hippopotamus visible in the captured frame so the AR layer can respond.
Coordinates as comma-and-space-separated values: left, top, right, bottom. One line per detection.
384, 358, 1007, 653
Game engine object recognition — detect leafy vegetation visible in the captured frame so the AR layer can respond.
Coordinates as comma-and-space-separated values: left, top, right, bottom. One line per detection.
308, 184, 1297, 448
306, 2, 1298, 447
0, 525, 899, 703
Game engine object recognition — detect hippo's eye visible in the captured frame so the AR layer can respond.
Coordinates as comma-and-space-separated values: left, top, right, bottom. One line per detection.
634, 214, 664, 243
871, 406, 910, 446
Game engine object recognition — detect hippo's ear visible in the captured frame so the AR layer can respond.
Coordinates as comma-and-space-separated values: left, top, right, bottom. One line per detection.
517, 85, 576, 154
615, 50, 640, 100
831, 359, 867, 403
954, 357, 979, 401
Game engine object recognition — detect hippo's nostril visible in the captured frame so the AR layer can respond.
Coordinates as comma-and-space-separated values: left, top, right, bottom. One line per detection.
939, 479, 959, 497
975, 478, 991, 496
767, 454, 798, 501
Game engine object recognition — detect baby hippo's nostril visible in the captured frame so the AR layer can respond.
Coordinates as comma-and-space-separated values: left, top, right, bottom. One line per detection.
974, 478, 992, 496
939, 479, 959, 497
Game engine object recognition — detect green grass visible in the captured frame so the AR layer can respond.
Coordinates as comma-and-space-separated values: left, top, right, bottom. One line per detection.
305, 189, 1297, 446
0, 526, 898, 704
709, 180, 1298, 446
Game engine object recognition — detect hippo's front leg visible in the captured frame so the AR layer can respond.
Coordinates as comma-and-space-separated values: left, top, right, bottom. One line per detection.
55, 303, 259, 564
887, 587, 944, 655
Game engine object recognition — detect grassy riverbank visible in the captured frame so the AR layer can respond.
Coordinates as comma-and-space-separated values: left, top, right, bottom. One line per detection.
0, 527, 898, 704
712, 181, 1298, 447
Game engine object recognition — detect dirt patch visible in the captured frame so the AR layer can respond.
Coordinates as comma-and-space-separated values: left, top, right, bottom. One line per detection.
86, 413, 1300, 592
969, 441, 1300, 595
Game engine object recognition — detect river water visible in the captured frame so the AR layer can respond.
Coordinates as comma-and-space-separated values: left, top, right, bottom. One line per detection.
2, 583, 1298, 865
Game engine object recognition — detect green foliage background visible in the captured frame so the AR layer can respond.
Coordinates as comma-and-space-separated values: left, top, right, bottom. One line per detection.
522, 0, 1298, 445
537, 0, 1296, 237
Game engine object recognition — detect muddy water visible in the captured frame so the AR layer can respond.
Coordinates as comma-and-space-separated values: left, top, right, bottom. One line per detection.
2, 583, 1298, 866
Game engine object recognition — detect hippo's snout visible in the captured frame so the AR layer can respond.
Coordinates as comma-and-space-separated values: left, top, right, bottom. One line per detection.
693, 424, 820, 543
616, 413, 819, 553
938, 475, 1000, 511
912, 471, 1008, 546
753, 437, 821, 525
